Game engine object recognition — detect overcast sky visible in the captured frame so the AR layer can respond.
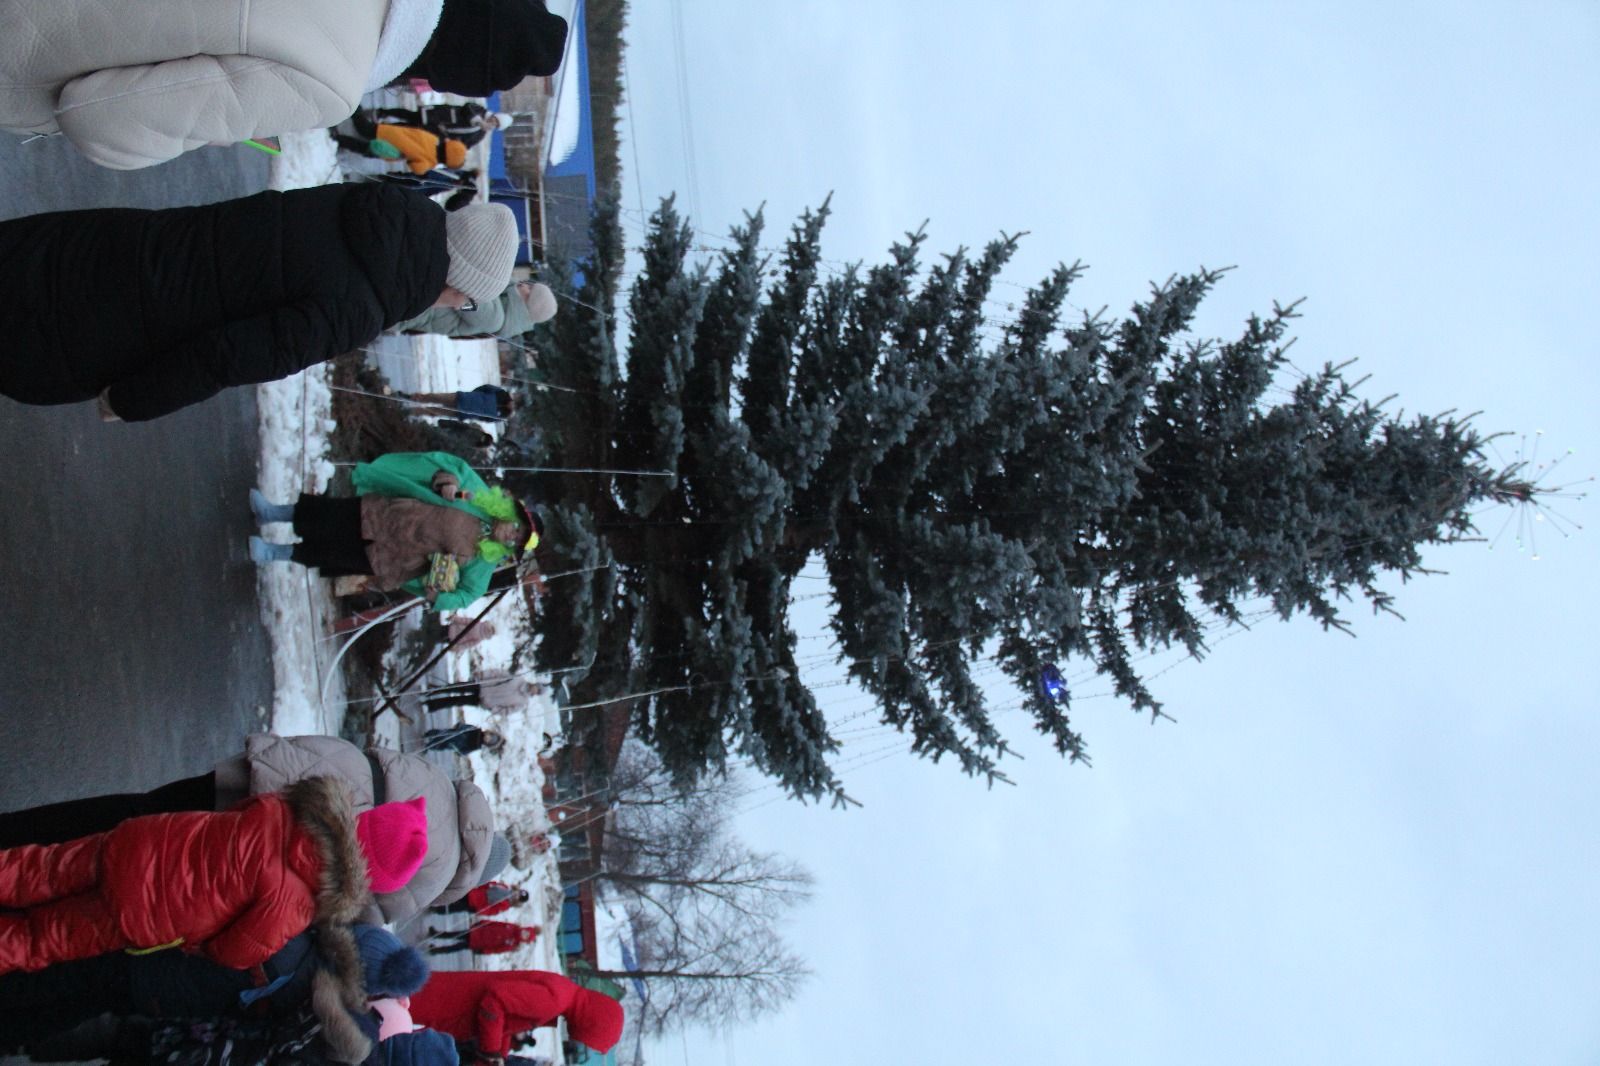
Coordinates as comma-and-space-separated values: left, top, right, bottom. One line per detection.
603, 3, 1600, 1063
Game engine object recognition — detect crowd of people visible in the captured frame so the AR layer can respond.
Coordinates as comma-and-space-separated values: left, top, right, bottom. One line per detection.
249, 451, 541, 614
0, 0, 623, 1061
0, 0, 563, 421
0, 733, 623, 1065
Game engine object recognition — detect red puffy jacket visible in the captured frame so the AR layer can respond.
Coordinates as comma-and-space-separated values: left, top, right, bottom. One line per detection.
410, 970, 624, 1054
465, 881, 516, 917
466, 919, 539, 954
0, 777, 366, 975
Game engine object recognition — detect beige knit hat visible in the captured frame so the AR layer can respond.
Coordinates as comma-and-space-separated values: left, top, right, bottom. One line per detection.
445, 203, 519, 303
520, 281, 559, 323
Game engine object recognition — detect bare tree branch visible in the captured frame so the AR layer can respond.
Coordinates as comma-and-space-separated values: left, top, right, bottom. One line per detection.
594, 742, 812, 1034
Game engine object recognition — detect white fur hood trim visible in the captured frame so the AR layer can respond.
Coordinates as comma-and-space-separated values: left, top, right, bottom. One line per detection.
366, 0, 446, 91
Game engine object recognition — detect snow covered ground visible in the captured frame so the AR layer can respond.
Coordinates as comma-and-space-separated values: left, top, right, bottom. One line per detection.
254, 129, 347, 736
253, 131, 631, 1057
365, 332, 500, 397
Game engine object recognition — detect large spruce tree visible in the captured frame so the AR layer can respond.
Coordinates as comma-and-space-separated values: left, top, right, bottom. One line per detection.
521, 195, 1535, 804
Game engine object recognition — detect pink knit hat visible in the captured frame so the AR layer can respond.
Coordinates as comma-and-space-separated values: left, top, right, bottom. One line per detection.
356, 796, 429, 893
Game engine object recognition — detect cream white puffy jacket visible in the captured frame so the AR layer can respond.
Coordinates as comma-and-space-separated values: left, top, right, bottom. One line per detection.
0, 0, 440, 169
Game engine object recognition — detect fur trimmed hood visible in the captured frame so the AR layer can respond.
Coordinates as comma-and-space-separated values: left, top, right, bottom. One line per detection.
281, 776, 373, 927
228, 733, 497, 926
282, 777, 377, 1064
367, 0, 446, 90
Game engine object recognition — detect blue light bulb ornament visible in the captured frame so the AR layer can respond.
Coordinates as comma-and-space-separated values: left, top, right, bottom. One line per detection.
1038, 663, 1069, 704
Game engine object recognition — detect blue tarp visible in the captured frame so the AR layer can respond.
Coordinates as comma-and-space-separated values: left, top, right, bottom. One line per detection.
545, 0, 596, 198
618, 934, 649, 1003
482, 0, 597, 266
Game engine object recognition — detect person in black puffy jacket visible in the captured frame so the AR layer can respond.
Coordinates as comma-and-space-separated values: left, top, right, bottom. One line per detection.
0, 186, 518, 422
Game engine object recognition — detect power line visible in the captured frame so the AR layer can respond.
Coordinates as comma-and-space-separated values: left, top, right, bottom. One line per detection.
618, 51, 650, 222
666, 0, 702, 222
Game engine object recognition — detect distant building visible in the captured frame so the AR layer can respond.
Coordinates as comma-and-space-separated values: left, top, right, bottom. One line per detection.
542, 694, 630, 969
487, 0, 597, 267
539, 0, 598, 263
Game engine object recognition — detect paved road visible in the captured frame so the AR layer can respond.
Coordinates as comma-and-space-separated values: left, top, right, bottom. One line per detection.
0, 133, 277, 807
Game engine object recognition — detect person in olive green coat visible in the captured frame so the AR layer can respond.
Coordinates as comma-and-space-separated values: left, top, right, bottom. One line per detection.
392, 280, 557, 339
248, 451, 540, 612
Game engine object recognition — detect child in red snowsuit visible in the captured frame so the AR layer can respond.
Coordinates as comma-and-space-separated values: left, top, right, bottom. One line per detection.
0, 778, 427, 976
426, 919, 539, 956
409, 970, 623, 1055
429, 880, 530, 918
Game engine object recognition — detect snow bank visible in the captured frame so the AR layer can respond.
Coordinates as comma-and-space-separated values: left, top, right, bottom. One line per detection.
269, 128, 344, 192
365, 331, 501, 396
252, 371, 341, 736
254, 130, 346, 736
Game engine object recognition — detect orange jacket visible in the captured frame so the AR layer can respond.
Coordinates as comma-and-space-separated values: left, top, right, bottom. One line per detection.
376, 124, 468, 174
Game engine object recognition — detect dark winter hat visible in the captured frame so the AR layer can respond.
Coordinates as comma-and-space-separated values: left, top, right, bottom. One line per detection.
479, 832, 513, 883
444, 204, 519, 303
381, 1028, 460, 1066
353, 924, 432, 998
404, 0, 569, 96
513, 501, 542, 555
